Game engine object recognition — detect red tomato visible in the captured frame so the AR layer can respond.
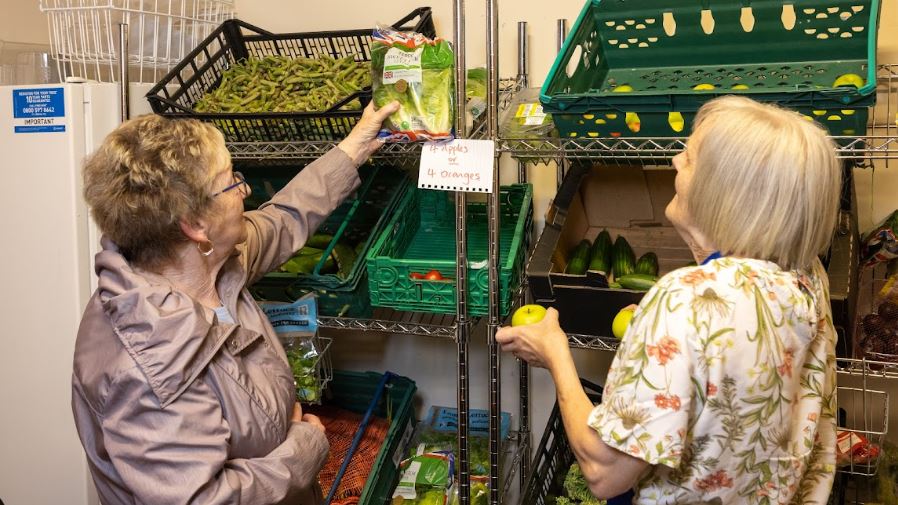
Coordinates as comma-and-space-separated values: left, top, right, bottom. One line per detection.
410, 272, 425, 280
424, 270, 444, 281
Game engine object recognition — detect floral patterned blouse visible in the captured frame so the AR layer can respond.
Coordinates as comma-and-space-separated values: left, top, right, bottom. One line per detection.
589, 257, 837, 505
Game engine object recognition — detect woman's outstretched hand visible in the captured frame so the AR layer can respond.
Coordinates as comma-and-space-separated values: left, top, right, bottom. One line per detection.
338, 101, 400, 166
496, 307, 570, 370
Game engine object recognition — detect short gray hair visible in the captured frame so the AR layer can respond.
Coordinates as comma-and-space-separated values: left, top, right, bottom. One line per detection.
83, 114, 226, 269
686, 96, 841, 271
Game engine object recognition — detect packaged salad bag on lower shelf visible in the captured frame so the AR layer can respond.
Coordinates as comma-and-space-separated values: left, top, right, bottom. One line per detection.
371, 24, 455, 142
259, 294, 331, 403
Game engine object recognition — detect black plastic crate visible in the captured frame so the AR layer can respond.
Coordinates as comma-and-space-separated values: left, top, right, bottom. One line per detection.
521, 378, 604, 505
146, 8, 434, 142
527, 162, 859, 352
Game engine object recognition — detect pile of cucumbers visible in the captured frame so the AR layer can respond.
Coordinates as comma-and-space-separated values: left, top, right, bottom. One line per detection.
564, 230, 659, 291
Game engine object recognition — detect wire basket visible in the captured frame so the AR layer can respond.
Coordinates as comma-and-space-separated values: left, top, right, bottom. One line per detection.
837, 386, 889, 476
39, 0, 235, 83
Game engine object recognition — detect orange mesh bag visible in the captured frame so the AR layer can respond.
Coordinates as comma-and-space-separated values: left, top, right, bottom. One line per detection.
308, 405, 391, 501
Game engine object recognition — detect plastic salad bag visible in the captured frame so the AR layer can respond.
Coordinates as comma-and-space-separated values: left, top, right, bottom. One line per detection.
371, 24, 455, 142
260, 294, 327, 403
391, 451, 454, 505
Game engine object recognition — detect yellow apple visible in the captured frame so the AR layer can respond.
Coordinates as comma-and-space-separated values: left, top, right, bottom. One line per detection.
611, 307, 635, 339
511, 304, 547, 327
612, 84, 634, 93
832, 73, 864, 89
693, 83, 716, 91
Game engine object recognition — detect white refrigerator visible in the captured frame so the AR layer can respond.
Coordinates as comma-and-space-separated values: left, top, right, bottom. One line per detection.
0, 82, 120, 505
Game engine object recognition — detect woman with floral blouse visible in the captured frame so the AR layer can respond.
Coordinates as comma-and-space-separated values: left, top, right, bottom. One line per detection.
497, 96, 841, 504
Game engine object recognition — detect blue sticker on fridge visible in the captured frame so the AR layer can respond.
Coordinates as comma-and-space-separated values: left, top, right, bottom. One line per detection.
12, 87, 66, 133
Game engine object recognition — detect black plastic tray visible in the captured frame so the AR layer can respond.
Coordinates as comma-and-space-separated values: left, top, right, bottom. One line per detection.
146, 8, 434, 142
521, 378, 604, 505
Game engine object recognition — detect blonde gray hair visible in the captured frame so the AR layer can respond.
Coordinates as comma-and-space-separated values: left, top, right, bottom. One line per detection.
685, 96, 841, 271
83, 114, 226, 269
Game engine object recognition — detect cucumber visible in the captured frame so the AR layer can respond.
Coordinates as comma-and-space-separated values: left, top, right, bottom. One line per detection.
280, 251, 328, 274
305, 233, 335, 249
330, 243, 357, 279
565, 240, 592, 275
617, 273, 658, 291
588, 229, 613, 274
635, 252, 660, 277
612, 236, 636, 279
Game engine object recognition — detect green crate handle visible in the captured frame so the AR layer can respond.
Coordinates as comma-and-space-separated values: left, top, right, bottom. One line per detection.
311, 166, 381, 276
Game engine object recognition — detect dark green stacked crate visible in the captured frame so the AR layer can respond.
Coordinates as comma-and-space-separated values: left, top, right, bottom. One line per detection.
324, 371, 417, 505
366, 185, 533, 317
248, 165, 410, 317
540, 0, 881, 138
521, 379, 605, 505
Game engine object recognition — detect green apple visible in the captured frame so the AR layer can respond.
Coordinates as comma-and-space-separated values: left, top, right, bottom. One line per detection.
511, 304, 547, 327
611, 307, 635, 339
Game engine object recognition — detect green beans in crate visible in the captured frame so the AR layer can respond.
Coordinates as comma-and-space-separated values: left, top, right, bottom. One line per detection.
541, 0, 881, 138
146, 9, 435, 142
366, 185, 533, 317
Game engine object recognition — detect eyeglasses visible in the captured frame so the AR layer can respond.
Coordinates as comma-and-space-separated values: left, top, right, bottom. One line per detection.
211, 171, 249, 198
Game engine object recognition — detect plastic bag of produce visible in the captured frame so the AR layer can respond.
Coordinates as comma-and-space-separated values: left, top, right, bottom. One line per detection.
371, 24, 455, 142
447, 478, 488, 505
861, 210, 898, 268
260, 294, 329, 403
465, 67, 487, 123
499, 87, 556, 139
391, 452, 454, 504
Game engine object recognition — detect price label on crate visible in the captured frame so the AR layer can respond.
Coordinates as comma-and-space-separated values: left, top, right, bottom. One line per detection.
418, 139, 495, 193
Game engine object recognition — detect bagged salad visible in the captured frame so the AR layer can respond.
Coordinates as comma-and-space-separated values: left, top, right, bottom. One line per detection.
391, 451, 454, 505
260, 294, 329, 403
372, 24, 455, 142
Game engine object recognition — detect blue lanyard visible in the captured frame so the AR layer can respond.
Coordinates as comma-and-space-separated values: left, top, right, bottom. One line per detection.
701, 251, 723, 266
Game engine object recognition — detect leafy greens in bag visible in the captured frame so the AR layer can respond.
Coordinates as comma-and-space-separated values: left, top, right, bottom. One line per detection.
372, 25, 455, 142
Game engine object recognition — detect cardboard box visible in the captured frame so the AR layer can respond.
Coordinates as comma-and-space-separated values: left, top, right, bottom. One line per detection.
527, 162, 858, 350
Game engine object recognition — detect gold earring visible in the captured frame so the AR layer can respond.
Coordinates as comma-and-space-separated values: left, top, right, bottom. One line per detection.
197, 240, 214, 256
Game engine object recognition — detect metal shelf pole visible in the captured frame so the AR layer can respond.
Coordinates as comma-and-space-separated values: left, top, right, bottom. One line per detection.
555, 19, 568, 189
453, 1, 471, 504
486, 0, 501, 501
117, 22, 130, 121
515, 20, 532, 495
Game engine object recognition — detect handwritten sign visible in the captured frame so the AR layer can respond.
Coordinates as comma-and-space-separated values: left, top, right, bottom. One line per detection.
418, 139, 495, 193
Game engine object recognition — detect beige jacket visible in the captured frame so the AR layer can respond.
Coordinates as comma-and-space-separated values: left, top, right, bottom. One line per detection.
72, 148, 359, 505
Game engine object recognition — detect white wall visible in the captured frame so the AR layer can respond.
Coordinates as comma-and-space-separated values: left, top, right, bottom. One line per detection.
0, 1, 50, 45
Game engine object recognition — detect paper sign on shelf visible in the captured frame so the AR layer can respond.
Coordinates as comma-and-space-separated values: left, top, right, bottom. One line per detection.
418, 139, 495, 193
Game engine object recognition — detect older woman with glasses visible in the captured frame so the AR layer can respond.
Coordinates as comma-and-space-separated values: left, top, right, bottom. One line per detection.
72, 101, 398, 505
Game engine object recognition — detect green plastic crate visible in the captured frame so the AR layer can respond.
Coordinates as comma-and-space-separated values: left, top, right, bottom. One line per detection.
245, 164, 409, 296
248, 273, 373, 318
324, 370, 417, 505
366, 185, 533, 317
541, 0, 881, 138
